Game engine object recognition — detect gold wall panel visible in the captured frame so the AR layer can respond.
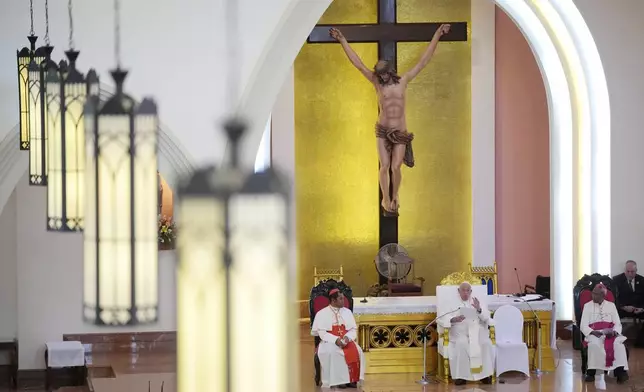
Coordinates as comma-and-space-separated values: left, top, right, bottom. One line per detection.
397, 0, 471, 23
318, 0, 377, 25
295, 0, 472, 299
396, 0, 472, 294
295, 42, 379, 300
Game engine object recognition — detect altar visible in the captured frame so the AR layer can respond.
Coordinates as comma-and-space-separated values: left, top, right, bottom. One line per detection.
351, 295, 556, 375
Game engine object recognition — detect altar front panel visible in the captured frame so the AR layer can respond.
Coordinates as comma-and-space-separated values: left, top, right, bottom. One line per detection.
355, 313, 438, 374
353, 296, 555, 374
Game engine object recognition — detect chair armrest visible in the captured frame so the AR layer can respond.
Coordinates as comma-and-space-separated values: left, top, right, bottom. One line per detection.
440, 326, 450, 347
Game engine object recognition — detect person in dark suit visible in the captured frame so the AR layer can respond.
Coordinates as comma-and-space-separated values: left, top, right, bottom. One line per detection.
613, 260, 644, 347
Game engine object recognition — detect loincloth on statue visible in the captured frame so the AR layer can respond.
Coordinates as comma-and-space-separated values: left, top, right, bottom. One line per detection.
375, 124, 415, 168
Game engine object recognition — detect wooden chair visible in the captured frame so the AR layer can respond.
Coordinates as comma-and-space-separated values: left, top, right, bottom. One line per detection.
525, 275, 551, 299
440, 271, 481, 287
469, 262, 498, 295
309, 279, 353, 386
388, 273, 425, 297
313, 266, 344, 286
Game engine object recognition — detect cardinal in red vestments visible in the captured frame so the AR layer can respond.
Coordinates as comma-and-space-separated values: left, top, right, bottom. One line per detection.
311, 288, 365, 389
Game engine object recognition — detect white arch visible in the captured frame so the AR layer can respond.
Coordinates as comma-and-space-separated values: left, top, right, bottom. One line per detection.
242, 0, 609, 320
549, 0, 611, 277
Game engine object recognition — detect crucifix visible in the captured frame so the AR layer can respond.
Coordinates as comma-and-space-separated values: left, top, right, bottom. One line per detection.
308, 0, 468, 281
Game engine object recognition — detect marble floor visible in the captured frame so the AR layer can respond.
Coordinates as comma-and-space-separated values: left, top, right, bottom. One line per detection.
85, 340, 644, 392
4, 339, 644, 391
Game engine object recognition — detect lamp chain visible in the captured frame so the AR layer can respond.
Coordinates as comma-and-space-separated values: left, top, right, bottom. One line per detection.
114, 0, 121, 68
68, 0, 75, 49
44, 0, 50, 45
29, 0, 35, 35
225, 0, 240, 112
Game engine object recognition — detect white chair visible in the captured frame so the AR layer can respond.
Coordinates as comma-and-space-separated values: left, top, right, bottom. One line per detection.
493, 305, 530, 376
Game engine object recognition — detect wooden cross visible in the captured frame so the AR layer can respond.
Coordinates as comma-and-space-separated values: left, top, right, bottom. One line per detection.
307, 0, 468, 270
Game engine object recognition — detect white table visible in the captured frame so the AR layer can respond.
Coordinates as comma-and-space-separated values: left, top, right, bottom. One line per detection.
45, 341, 85, 368
353, 294, 554, 314
349, 294, 556, 374
45, 341, 86, 389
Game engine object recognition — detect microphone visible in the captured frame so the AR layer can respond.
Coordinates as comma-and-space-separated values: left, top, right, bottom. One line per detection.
357, 270, 368, 303
514, 268, 526, 297
418, 306, 462, 386
425, 307, 462, 330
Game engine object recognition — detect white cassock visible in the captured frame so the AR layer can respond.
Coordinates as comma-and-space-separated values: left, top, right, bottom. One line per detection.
311, 306, 365, 388
440, 297, 495, 381
580, 300, 628, 371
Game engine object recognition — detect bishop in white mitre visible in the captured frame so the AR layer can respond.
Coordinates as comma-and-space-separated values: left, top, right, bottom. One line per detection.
311, 288, 365, 389
581, 283, 629, 384
439, 282, 495, 385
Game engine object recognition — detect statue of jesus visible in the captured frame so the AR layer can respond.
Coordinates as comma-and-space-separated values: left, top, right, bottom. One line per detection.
330, 24, 451, 216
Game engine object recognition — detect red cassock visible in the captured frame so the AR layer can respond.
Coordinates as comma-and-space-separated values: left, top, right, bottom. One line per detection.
583, 321, 616, 367
329, 324, 361, 383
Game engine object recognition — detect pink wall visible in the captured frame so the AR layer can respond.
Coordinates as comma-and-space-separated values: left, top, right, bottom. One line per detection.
495, 7, 551, 294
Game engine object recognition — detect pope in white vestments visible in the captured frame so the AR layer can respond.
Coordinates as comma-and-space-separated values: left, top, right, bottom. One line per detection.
580, 283, 629, 384
440, 282, 495, 385
311, 288, 365, 389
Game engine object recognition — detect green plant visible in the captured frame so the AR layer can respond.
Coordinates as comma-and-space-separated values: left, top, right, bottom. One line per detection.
158, 215, 176, 246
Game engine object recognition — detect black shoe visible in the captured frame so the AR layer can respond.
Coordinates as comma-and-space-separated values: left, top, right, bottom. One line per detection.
584, 374, 595, 382
617, 372, 629, 384
337, 385, 347, 389
481, 377, 492, 384
454, 379, 466, 385
346, 383, 357, 388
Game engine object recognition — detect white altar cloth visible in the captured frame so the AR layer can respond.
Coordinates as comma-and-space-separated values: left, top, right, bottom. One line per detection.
353, 294, 556, 348
46, 341, 85, 368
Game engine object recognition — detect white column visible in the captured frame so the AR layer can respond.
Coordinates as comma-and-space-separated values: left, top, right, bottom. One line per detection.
271, 67, 297, 277
471, 0, 497, 267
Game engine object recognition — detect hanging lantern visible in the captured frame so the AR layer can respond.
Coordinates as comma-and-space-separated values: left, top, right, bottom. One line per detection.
27, 0, 52, 183
177, 167, 230, 392
47, 0, 93, 230
17, 40, 35, 150
28, 45, 47, 185
17, 0, 37, 151
83, 69, 159, 326
38, 0, 58, 187
46, 52, 98, 231
177, 120, 295, 392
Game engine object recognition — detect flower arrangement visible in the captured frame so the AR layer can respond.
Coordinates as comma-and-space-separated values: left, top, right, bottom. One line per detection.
367, 283, 389, 297
158, 215, 177, 249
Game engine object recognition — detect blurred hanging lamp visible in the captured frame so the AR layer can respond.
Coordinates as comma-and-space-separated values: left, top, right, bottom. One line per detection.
46, 0, 99, 232
17, 0, 42, 150
83, 0, 159, 326
27, 4, 48, 185
176, 0, 295, 390
30, 0, 58, 188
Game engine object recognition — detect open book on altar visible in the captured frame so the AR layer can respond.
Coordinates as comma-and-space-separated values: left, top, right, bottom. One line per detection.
460, 307, 479, 320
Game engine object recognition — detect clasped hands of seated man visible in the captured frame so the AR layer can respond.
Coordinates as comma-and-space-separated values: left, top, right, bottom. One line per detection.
589, 329, 619, 338
335, 336, 351, 348
621, 305, 644, 315
450, 297, 481, 324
